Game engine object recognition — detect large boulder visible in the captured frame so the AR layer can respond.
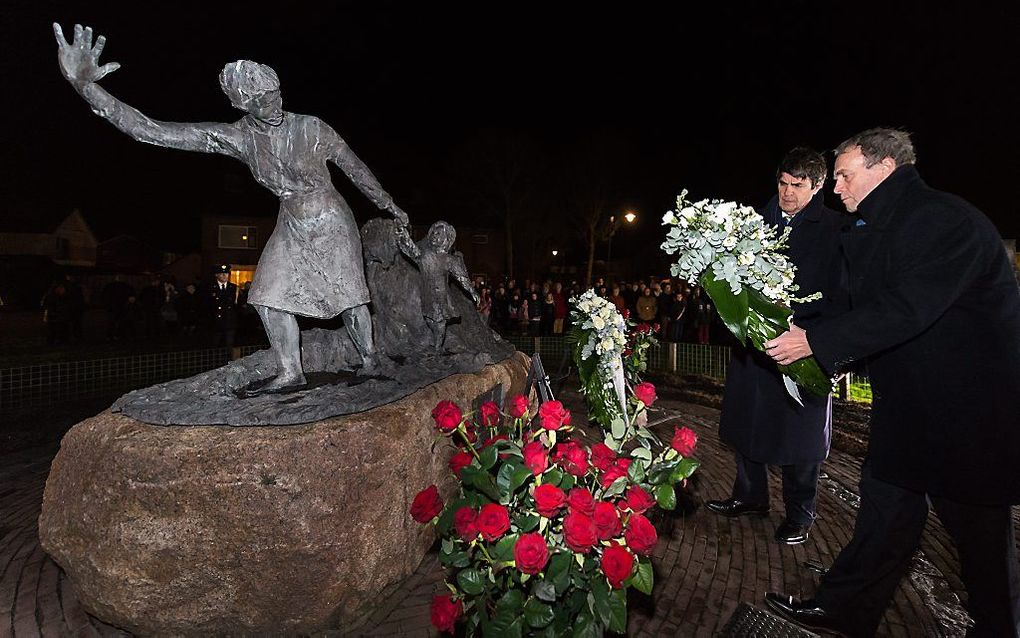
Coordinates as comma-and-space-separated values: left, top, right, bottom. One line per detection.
39, 353, 530, 635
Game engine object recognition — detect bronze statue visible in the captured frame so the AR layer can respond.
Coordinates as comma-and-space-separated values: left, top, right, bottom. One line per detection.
53, 23, 408, 395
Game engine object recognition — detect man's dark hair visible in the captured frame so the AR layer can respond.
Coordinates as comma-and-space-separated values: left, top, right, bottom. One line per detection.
776, 147, 827, 187
835, 128, 916, 167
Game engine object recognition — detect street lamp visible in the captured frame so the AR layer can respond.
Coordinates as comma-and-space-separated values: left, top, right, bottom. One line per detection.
606, 210, 637, 265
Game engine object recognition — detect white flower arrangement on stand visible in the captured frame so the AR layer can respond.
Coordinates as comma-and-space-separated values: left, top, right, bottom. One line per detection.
661, 189, 832, 399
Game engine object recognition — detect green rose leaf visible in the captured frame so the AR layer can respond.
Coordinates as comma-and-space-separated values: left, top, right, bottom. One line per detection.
544, 468, 564, 487
462, 464, 502, 502
630, 559, 654, 595
510, 467, 534, 493
548, 552, 572, 595
670, 458, 700, 483
514, 514, 540, 532
483, 608, 523, 638
627, 459, 647, 484
645, 460, 678, 485
560, 474, 576, 491
702, 270, 750, 345
655, 483, 677, 510
571, 612, 600, 638
608, 588, 628, 634
524, 598, 556, 628
457, 567, 486, 595
610, 417, 626, 440
533, 578, 557, 602
492, 533, 519, 562
630, 447, 653, 461
496, 460, 522, 493
603, 476, 628, 499
590, 577, 612, 629
439, 549, 471, 568
496, 588, 524, 615
479, 444, 499, 471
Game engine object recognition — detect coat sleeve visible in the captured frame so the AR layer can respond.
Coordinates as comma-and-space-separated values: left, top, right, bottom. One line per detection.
807, 207, 985, 375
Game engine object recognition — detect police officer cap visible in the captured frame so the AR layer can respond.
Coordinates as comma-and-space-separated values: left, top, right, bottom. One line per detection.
213, 264, 231, 274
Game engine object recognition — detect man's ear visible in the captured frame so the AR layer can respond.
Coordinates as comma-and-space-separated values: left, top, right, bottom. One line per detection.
879, 157, 898, 173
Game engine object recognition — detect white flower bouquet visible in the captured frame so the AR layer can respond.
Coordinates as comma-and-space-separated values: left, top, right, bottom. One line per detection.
567, 290, 630, 432
661, 189, 831, 397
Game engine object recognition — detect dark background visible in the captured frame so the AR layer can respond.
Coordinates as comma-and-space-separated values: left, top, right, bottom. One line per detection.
4, 1, 1018, 265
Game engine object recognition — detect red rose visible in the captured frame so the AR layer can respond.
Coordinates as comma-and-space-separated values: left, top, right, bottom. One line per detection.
590, 442, 617, 472
513, 532, 550, 575
622, 485, 656, 514
453, 506, 478, 541
599, 457, 632, 489
625, 512, 659, 556
671, 426, 698, 457
538, 400, 571, 430
522, 441, 549, 475
622, 309, 631, 319
508, 394, 530, 419
478, 400, 501, 427
410, 485, 443, 523
593, 501, 622, 540
552, 441, 589, 477
562, 512, 598, 553
430, 594, 463, 633
633, 382, 657, 406
448, 451, 473, 477
601, 544, 635, 589
431, 400, 463, 433
476, 503, 510, 541
533, 483, 567, 518
652, 322, 661, 334
637, 322, 650, 334
567, 487, 596, 516
481, 434, 509, 456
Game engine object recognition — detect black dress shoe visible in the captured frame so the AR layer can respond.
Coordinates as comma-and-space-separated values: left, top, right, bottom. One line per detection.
764, 593, 849, 637
775, 519, 812, 544
705, 498, 770, 518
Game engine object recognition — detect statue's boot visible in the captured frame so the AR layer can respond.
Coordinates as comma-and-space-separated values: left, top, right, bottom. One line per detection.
243, 372, 307, 397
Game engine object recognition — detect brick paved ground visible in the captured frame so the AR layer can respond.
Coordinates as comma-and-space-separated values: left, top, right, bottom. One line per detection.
4, 384, 1018, 637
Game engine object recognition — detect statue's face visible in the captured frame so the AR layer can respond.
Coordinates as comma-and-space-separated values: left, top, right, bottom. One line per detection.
237, 89, 284, 125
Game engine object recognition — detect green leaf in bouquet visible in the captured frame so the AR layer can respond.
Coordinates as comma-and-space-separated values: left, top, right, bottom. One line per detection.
457, 567, 487, 595
670, 457, 700, 483
524, 598, 556, 628
645, 460, 678, 485
544, 468, 564, 488
701, 271, 749, 345
608, 589, 628, 634
492, 533, 519, 562
548, 552, 572, 594
746, 286, 792, 331
630, 559, 654, 595
779, 357, 833, 397
463, 465, 502, 502
610, 417, 627, 441
441, 538, 455, 555
435, 505, 456, 537
590, 576, 612, 629
571, 612, 600, 638
630, 447, 652, 461
655, 483, 677, 510
533, 578, 557, 602
479, 444, 499, 471
440, 549, 471, 568
627, 459, 647, 484
483, 608, 523, 638
496, 459, 523, 493
514, 514, 540, 532
603, 476, 628, 499
560, 474, 576, 491
496, 588, 524, 615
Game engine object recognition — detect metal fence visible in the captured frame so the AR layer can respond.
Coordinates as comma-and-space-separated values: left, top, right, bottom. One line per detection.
0, 338, 871, 422
0, 345, 267, 419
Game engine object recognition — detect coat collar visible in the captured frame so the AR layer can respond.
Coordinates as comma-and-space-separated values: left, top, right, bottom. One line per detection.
855, 165, 926, 227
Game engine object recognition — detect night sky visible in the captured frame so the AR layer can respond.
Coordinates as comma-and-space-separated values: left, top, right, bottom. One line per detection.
4, 2, 1018, 266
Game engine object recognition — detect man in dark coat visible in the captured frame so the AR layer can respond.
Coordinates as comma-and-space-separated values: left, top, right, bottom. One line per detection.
209, 264, 238, 350
765, 129, 1020, 637
709, 148, 847, 545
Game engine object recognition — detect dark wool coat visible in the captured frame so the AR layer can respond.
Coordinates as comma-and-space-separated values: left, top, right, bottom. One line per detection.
719, 192, 849, 464
809, 166, 1020, 505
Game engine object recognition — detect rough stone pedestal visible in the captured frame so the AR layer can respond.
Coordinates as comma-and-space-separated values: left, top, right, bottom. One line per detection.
39, 353, 529, 636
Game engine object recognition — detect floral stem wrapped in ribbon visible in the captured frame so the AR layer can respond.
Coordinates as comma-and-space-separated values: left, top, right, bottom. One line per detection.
661, 189, 832, 398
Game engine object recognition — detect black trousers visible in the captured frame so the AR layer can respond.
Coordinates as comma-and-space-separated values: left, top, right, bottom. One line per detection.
731, 451, 821, 525
815, 463, 1020, 637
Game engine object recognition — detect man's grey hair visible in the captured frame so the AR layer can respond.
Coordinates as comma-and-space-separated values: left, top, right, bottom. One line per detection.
835, 128, 916, 167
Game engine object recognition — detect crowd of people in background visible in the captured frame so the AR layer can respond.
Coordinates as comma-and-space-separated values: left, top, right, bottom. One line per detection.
470, 275, 726, 345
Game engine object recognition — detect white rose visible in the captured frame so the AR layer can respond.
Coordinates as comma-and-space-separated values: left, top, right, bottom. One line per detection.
592, 315, 606, 330
662, 210, 677, 225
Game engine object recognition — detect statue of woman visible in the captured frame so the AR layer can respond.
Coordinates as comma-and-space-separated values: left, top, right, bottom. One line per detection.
54, 24, 409, 395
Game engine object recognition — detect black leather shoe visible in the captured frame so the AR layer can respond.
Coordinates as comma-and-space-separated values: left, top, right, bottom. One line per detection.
764, 593, 849, 637
775, 519, 812, 544
705, 498, 770, 518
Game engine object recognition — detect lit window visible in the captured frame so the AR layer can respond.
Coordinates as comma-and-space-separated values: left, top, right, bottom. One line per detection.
218, 225, 258, 249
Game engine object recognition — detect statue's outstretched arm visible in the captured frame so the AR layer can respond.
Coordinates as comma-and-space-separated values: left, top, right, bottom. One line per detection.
54, 23, 242, 157
450, 253, 480, 304
394, 225, 421, 263
321, 122, 409, 225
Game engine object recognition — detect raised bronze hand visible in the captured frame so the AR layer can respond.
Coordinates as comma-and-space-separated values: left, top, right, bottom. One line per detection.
53, 23, 121, 88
